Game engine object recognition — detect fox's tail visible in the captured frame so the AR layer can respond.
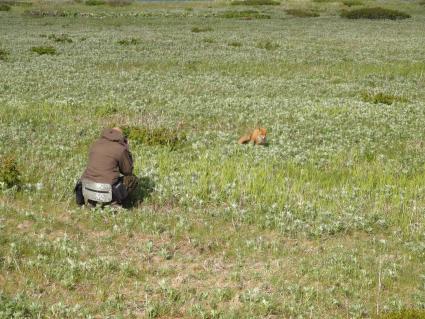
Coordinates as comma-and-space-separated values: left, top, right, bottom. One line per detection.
238, 134, 251, 144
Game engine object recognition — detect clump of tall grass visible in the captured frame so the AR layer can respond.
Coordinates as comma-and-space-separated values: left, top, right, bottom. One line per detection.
48, 33, 72, 43
0, 1, 32, 6
191, 26, 213, 33
361, 92, 407, 105
123, 126, 187, 149
231, 0, 280, 5
228, 41, 243, 47
117, 38, 139, 45
95, 104, 118, 116
31, 46, 56, 55
285, 9, 319, 17
0, 48, 9, 61
24, 9, 69, 17
0, 3, 11, 11
85, 0, 105, 5
341, 7, 411, 20
106, 0, 133, 6
0, 155, 21, 189
220, 10, 271, 19
342, 0, 363, 7
376, 309, 425, 319
256, 40, 279, 50
202, 37, 215, 43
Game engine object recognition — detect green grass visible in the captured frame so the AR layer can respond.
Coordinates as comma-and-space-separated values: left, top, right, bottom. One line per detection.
1, 0, 425, 317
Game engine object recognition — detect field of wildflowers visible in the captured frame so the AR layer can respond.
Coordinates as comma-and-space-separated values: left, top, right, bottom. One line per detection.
1, 0, 425, 317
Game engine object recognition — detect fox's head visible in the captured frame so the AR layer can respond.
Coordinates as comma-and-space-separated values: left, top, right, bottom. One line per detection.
254, 128, 267, 145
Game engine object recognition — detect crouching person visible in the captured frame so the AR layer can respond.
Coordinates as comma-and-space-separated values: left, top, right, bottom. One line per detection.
75, 127, 138, 208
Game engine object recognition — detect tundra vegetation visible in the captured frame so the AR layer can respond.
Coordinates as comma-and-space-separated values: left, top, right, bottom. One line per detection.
1, 0, 425, 318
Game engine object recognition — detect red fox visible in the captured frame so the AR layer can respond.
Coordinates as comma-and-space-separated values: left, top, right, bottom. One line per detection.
238, 128, 267, 145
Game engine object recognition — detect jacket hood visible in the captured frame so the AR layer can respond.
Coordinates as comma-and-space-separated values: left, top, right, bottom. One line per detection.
101, 128, 126, 144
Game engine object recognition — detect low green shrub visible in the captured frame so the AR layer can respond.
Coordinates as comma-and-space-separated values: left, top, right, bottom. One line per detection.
376, 309, 425, 319
0, 155, 21, 189
123, 126, 187, 149
256, 40, 279, 50
0, 48, 9, 61
0, 4, 11, 11
285, 9, 319, 17
342, 0, 363, 7
220, 10, 271, 19
191, 26, 213, 33
341, 7, 411, 20
117, 38, 139, 45
85, 0, 105, 5
48, 33, 72, 43
231, 0, 280, 5
361, 92, 407, 105
31, 46, 56, 55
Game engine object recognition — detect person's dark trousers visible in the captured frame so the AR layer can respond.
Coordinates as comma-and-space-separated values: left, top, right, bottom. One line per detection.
113, 175, 139, 206
74, 180, 84, 206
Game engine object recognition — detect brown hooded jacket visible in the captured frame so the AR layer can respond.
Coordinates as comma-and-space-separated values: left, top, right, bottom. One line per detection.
81, 128, 133, 185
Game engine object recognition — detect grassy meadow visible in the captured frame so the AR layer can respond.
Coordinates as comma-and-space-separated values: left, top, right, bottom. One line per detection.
1, 0, 425, 317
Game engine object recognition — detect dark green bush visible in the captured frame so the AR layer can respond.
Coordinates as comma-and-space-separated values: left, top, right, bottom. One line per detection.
342, 0, 363, 7
362, 92, 407, 105
117, 38, 139, 45
191, 26, 213, 33
123, 126, 187, 149
85, 0, 105, 5
285, 9, 319, 17
48, 33, 72, 43
231, 0, 280, 5
31, 46, 56, 55
0, 156, 21, 189
220, 10, 271, 19
376, 309, 425, 319
0, 4, 11, 11
341, 7, 411, 20
0, 48, 9, 61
